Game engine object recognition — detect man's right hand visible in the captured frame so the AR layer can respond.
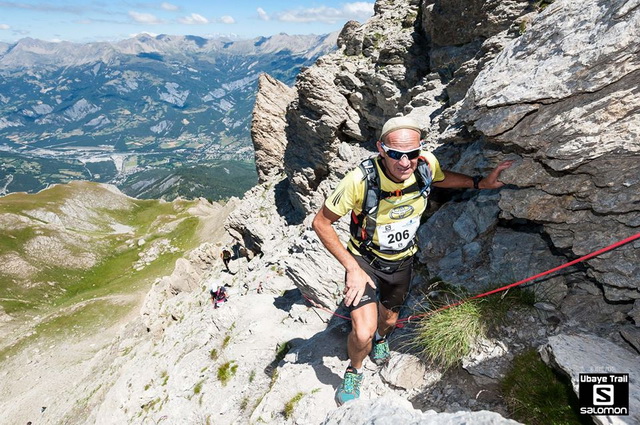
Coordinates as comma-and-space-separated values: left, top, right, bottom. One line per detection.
343, 265, 376, 307
312, 206, 377, 307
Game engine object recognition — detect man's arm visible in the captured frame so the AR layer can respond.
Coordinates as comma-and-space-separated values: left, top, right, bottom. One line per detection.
312, 206, 375, 307
432, 160, 514, 190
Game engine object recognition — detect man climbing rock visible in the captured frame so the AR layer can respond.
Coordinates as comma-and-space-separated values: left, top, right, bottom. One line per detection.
312, 116, 513, 405
221, 248, 232, 272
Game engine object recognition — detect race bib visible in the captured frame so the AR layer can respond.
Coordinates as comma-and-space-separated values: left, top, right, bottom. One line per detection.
377, 217, 420, 251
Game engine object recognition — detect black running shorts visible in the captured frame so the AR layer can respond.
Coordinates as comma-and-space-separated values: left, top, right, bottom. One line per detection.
347, 253, 413, 313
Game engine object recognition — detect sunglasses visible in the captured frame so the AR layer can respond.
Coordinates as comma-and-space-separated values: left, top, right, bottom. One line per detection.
380, 142, 424, 160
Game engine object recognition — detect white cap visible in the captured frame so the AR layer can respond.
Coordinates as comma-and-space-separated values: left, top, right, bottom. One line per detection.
380, 116, 422, 140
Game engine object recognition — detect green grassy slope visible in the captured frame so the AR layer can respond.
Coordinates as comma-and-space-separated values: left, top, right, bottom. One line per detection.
0, 181, 213, 361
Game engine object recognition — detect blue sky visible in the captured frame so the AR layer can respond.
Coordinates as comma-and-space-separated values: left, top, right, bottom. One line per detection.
0, 1, 375, 43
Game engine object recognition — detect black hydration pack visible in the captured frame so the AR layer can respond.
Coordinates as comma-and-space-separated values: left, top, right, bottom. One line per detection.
349, 156, 433, 255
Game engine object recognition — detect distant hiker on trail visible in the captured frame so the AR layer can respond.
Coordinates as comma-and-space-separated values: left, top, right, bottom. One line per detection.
210, 285, 229, 309
312, 116, 513, 405
221, 248, 232, 272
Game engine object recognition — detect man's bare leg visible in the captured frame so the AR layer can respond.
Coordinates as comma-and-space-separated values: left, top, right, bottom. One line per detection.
377, 302, 399, 338
347, 302, 378, 369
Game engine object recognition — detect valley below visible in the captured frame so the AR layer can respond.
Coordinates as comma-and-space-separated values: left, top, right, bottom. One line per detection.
0, 181, 238, 424
0, 32, 337, 201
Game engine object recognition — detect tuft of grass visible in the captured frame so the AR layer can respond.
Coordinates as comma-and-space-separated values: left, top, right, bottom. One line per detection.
283, 392, 305, 419
193, 379, 205, 395
275, 341, 291, 363
414, 300, 485, 369
210, 348, 219, 360
519, 21, 527, 34
141, 397, 161, 412
217, 361, 238, 386
160, 370, 169, 386
222, 335, 231, 349
534, 0, 555, 11
502, 349, 588, 425
240, 396, 249, 411
411, 281, 536, 369
248, 369, 256, 383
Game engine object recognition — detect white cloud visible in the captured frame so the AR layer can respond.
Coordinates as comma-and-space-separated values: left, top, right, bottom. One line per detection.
160, 2, 179, 11
219, 15, 235, 24
178, 13, 209, 25
129, 11, 163, 25
276, 2, 374, 24
0, 24, 10, 30
344, 2, 375, 16
257, 7, 269, 21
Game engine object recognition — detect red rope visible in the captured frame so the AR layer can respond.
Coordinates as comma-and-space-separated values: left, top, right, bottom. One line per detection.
303, 232, 640, 326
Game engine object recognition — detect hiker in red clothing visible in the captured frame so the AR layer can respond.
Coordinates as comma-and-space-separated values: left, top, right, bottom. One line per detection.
210, 285, 229, 309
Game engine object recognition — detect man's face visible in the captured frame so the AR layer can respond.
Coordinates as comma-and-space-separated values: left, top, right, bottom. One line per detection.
376, 128, 421, 182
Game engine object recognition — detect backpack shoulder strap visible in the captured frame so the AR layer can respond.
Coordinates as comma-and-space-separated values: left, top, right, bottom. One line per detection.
350, 157, 381, 247
357, 157, 380, 215
415, 156, 433, 197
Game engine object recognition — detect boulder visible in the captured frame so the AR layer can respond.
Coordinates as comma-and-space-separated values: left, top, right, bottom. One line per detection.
337, 20, 364, 56
380, 353, 428, 390
322, 394, 522, 424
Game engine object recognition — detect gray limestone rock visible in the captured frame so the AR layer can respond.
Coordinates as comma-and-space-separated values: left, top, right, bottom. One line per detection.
337, 20, 364, 56
380, 353, 427, 390
422, 0, 530, 47
251, 74, 295, 183
630, 300, 640, 326
417, 193, 567, 303
462, 338, 510, 381
322, 394, 522, 424
620, 326, 640, 354
283, 228, 344, 309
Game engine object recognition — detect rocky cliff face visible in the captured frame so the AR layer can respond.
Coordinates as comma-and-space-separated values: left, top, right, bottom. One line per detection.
460, 0, 640, 302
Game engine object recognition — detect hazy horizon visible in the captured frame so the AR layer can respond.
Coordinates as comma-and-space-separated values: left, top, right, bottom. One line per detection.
0, 31, 337, 46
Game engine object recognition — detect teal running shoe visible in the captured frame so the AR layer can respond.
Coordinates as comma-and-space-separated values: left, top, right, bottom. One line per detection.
335, 366, 363, 405
371, 338, 390, 366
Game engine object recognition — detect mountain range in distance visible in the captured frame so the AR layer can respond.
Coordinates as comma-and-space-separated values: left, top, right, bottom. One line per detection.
0, 32, 338, 200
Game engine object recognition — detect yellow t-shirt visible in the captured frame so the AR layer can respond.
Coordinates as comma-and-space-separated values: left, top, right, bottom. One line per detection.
325, 152, 445, 261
